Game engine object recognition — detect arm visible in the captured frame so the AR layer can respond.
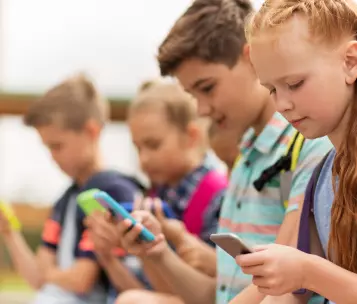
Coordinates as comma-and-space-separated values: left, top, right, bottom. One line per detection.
302, 254, 357, 304
98, 254, 144, 291
230, 138, 332, 304
3, 231, 55, 289
119, 211, 216, 304
146, 246, 216, 304
142, 259, 176, 293
45, 258, 100, 294
228, 211, 299, 304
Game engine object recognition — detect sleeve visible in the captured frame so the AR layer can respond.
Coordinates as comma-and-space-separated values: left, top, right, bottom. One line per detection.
200, 189, 225, 246
41, 201, 62, 251
77, 178, 139, 259
286, 136, 333, 214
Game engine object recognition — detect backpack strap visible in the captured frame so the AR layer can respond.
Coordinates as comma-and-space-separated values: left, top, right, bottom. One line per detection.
293, 150, 331, 295
282, 132, 305, 208
183, 170, 228, 236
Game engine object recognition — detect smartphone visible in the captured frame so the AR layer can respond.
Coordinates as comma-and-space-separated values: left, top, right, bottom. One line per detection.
121, 202, 177, 219
77, 188, 106, 216
94, 191, 156, 242
210, 233, 253, 258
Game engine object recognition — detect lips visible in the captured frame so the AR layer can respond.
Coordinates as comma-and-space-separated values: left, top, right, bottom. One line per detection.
289, 117, 306, 127
215, 116, 227, 128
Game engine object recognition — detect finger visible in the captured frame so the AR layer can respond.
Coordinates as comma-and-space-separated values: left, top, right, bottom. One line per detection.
143, 197, 153, 212
235, 251, 265, 267
241, 265, 266, 276
117, 218, 135, 236
133, 195, 143, 211
252, 244, 272, 252
153, 198, 165, 221
124, 223, 144, 245
252, 276, 270, 289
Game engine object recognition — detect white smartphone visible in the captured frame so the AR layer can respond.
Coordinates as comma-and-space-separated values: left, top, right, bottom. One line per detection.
210, 233, 253, 258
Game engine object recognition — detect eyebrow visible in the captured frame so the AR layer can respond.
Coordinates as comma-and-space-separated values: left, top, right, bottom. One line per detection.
191, 78, 213, 90
260, 73, 306, 87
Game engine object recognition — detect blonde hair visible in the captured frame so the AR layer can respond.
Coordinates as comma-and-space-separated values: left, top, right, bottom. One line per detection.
246, 0, 357, 273
24, 73, 109, 130
129, 80, 198, 131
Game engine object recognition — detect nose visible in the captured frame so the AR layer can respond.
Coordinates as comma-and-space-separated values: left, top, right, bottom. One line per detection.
197, 98, 213, 117
139, 151, 150, 171
274, 91, 293, 113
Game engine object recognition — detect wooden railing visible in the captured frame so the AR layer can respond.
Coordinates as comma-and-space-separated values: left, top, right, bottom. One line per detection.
0, 93, 130, 121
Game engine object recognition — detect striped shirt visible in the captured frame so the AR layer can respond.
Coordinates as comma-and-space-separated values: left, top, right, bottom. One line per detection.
216, 112, 332, 303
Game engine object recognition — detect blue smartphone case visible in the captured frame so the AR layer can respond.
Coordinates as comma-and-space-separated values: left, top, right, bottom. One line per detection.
94, 191, 156, 242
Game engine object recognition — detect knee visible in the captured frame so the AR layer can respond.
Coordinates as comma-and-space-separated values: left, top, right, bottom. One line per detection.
116, 290, 149, 304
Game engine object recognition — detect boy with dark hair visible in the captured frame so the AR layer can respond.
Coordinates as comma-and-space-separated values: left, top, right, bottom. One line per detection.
116, 1, 331, 303
0, 74, 142, 304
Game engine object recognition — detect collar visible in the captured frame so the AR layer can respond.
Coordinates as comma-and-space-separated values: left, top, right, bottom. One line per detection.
240, 112, 290, 155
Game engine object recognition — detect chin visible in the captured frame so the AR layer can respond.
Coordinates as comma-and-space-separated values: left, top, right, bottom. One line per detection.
297, 127, 327, 140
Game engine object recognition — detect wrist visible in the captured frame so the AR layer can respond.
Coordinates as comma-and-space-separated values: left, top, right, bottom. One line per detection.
301, 253, 316, 290
145, 244, 172, 262
97, 252, 116, 266
3, 230, 18, 243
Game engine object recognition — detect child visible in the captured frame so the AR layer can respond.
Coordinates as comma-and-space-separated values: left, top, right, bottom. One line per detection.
129, 80, 227, 243
0, 74, 142, 304
233, 1, 357, 303
89, 80, 227, 302
115, 1, 333, 304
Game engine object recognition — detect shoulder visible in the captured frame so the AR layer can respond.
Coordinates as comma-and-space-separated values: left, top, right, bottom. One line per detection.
298, 136, 333, 161
84, 170, 143, 202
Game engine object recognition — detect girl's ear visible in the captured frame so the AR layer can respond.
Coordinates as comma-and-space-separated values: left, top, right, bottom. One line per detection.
185, 121, 202, 148
344, 40, 357, 85
83, 118, 101, 140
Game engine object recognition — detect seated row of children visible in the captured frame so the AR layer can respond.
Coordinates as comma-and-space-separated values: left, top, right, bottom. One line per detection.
0, 73, 238, 304
2, 0, 351, 303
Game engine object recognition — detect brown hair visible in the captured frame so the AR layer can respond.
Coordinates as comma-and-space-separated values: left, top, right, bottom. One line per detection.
246, 0, 357, 273
129, 80, 198, 131
157, 0, 253, 76
24, 73, 109, 130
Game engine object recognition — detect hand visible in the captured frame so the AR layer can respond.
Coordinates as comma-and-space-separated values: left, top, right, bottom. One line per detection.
236, 244, 307, 296
177, 233, 217, 277
117, 210, 166, 258
85, 211, 121, 258
0, 209, 11, 236
134, 196, 186, 245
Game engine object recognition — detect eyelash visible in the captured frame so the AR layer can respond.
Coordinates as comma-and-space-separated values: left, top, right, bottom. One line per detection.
201, 84, 215, 94
269, 80, 304, 95
288, 80, 304, 90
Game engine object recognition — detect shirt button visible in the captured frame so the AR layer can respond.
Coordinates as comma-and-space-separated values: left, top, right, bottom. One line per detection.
220, 284, 226, 292
236, 201, 241, 209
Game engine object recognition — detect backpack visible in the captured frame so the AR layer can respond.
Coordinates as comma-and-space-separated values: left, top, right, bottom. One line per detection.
183, 170, 228, 236
149, 170, 228, 236
294, 150, 332, 297
234, 131, 305, 209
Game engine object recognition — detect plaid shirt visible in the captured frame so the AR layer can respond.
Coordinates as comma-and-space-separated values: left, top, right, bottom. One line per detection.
154, 155, 226, 244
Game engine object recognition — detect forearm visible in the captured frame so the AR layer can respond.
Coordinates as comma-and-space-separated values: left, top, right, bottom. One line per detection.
260, 294, 309, 304
4, 231, 45, 289
147, 247, 216, 304
99, 255, 144, 291
142, 259, 177, 293
303, 254, 357, 304
46, 259, 99, 294
229, 284, 265, 304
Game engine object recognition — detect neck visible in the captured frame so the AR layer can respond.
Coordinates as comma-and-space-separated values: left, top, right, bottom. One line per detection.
252, 95, 276, 136
76, 151, 103, 186
167, 152, 204, 187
